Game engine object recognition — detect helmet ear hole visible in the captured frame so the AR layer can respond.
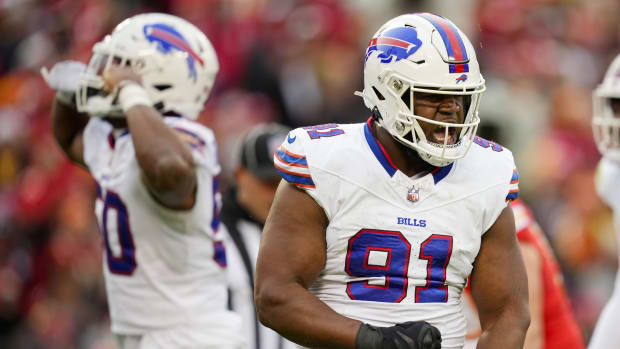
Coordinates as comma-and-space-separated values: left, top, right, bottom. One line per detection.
153, 84, 172, 91
372, 86, 385, 101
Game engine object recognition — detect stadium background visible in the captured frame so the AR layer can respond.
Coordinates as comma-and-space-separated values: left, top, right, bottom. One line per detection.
0, 0, 618, 347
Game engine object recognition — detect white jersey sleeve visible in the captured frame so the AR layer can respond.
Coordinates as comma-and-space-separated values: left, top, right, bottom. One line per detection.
273, 124, 344, 219
83, 117, 114, 171
164, 117, 220, 172
595, 156, 620, 209
82, 117, 220, 173
464, 137, 520, 233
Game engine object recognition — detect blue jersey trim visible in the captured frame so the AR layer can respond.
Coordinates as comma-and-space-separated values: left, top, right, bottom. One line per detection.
275, 149, 308, 167
506, 191, 519, 201
432, 163, 453, 184
277, 169, 316, 187
364, 122, 397, 177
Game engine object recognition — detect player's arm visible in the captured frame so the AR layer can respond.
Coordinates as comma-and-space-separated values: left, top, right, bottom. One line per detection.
42, 61, 90, 167
50, 97, 89, 167
102, 65, 197, 210
470, 205, 530, 349
520, 243, 543, 349
254, 181, 361, 348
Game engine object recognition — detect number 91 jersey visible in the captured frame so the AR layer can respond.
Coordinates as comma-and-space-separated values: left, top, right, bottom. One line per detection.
273, 119, 519, 348
82, 117, 242, 346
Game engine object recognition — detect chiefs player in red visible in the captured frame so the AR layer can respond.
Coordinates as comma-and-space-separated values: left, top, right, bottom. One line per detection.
463, 199, 584, 349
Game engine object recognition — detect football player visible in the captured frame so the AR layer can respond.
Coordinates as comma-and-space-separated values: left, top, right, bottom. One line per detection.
41, 13, 243, 349
462, 199, 584, 349
255, 13, 529, 349
589, 52, 620, 349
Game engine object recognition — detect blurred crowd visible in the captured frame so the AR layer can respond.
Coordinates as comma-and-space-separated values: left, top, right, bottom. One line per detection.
0, 0, 618, 348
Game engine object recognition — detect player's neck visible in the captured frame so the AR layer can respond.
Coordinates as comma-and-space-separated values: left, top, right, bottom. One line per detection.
372, 121, 434, 177
104, 117, 128, 129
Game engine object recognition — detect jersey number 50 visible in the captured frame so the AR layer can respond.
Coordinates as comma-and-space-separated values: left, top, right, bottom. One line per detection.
97, 185, 225, 276
345, 229, 453, 303
98, 191, 137, 275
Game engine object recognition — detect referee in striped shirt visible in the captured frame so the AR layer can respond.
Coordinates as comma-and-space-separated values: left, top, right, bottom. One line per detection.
222, 123, 297, 349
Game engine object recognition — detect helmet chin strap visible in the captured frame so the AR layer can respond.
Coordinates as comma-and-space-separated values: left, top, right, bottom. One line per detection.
416, 147, 453, 167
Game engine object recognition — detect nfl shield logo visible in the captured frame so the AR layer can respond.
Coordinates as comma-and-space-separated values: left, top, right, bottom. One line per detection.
407, 186, 420, 203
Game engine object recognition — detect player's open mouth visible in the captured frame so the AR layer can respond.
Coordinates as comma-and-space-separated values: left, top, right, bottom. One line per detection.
431, 127, 457, 145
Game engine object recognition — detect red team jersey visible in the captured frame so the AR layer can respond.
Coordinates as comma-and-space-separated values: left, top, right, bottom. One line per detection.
464, 199, 584, 348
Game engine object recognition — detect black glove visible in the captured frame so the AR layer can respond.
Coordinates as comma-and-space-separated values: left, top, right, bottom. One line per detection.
355, 321, 442, 349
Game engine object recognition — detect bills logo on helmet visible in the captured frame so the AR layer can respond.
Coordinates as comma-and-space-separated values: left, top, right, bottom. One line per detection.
366, 27, 422, 64
456, 74, 467, 83
143, 23, 204, 82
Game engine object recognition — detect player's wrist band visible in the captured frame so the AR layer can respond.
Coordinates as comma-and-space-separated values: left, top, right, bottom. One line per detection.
117, 81, 152, 113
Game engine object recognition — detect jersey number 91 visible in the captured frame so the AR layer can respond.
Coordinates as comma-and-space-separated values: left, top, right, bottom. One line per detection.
345, 229, 453, 303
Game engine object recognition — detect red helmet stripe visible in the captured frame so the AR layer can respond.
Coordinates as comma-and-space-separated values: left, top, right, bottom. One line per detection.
149, 27, 205, 66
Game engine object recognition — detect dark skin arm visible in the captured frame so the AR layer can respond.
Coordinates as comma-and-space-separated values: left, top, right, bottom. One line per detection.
471, 205, 530, 349
102, 65, 197, 210
50, 97, 89, 167
255, 181, 362, 348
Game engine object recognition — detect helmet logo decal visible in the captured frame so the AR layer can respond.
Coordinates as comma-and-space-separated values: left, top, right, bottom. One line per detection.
143, 23, 204, 82
456, 74, 467, 83
417, 13, 469, 74
366, 27, 422, 64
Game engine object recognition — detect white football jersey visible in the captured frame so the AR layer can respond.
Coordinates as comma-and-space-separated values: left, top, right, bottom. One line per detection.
595, 156, 620, 227
590, 156, 620, 349
273, 120, 519, 348
83, 117, 242, 347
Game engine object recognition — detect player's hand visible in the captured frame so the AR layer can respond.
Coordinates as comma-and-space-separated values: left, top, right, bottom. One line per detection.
40, 60, 86, 93
102, 64, 142, 93
356, 321, 442, 349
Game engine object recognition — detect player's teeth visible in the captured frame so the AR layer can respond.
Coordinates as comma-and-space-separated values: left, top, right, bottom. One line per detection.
434, 128, 446, 141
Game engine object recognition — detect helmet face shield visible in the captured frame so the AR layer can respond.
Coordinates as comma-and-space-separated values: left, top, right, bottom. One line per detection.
592, 53, 620, 162
593, 94, 620, 161
384, 72, 484, 166
77, 42, 122, 117
76, 41, 153, 117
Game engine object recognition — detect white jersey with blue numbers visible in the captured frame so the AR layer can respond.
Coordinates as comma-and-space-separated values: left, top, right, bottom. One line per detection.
273, 119, 519, 349
83, 117, 242, 347
590, 156, 620, 349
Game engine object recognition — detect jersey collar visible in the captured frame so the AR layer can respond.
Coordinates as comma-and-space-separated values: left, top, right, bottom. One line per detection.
107, 129, 130, 149
363, 118, 453, 184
